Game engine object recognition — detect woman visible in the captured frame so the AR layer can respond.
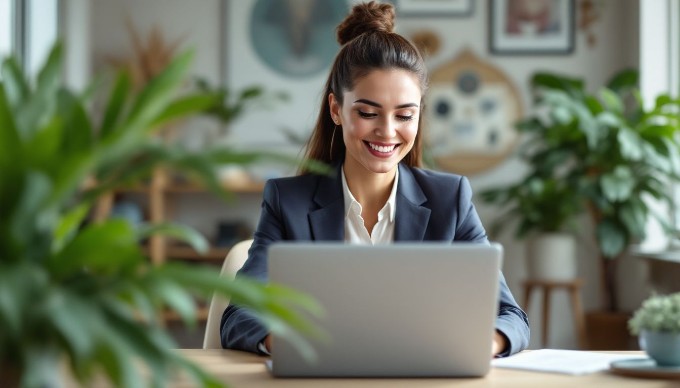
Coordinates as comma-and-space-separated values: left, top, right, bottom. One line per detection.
221, 1, 530, 357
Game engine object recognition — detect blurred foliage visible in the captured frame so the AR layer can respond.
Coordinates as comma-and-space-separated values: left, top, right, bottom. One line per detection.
481, 69, 680, 311
0, 43, 324, 388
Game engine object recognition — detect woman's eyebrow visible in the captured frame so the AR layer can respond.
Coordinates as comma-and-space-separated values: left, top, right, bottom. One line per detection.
354, 98, 419, 109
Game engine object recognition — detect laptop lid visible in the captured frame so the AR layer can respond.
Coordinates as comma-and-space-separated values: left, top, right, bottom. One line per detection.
268, 242, 502, 377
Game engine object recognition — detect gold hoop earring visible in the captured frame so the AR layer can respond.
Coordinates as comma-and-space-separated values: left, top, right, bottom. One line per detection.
330, 125, 337, 161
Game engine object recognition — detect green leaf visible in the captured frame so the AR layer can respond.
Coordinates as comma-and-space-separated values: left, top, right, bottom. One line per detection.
100, 71, 132, 138
596, 111, 622, 128
0, 84, 22, 166
52, 203, 90, 253
24, 116, 64, 170
531, 72, 584, 98
137, 222, 209, 254
597, 221, 627, 258
16, 43, 63, 140
605, 68, 638, 94
600, 167, 635, 202
9, 172, 53, 255
619, 200, 647, 239
0, 57, 30, 108
150, 93, 218, 128
59, 89, 93, 154
617, 127, 643, 161
22, 347, 62, 388
599, 88, 624, 114
50, 219, 144, 277
47, 292, 99, 361
93, 339, 143, 388
148, 277, 198, 327
125, 50, 194, 133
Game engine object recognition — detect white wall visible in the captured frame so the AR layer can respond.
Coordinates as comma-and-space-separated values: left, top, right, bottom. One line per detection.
84, 0, 641, 350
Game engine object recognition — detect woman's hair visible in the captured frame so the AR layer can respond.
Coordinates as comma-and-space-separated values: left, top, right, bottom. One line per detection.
299, 1, 427, 174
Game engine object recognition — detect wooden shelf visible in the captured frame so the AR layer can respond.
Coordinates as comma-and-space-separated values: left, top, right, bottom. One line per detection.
111, 181, 264, 194
163, 305, 210, 322
142, 244, 230, 261
165, 181, 265, 194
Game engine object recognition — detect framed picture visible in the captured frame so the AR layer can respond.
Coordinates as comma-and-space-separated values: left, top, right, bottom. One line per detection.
396, 0, 473, 17
223, 0, 348, 149
489, 0, 574, 55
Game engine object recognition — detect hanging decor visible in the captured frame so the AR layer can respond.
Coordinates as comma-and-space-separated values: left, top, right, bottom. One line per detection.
423, 48, 522, 175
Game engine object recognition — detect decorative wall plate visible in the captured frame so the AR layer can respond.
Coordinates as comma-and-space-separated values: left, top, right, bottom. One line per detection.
423, 48, 522, 175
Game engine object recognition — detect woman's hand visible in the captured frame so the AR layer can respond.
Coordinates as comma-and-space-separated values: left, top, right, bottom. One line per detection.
264, 335, 272, 352
492, 331, 508, 357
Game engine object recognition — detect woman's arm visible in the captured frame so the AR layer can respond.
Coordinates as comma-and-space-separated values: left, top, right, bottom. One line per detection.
220, 181, 284, 354
455, 176, 530, 356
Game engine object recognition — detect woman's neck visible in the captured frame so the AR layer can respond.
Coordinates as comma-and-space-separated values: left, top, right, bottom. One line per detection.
342, 163, 396, 212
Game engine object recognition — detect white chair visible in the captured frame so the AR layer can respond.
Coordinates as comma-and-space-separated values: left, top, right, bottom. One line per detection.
202, 239, 253, 349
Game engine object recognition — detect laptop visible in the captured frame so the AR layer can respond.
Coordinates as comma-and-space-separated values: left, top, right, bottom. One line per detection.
267, 242, 503, 377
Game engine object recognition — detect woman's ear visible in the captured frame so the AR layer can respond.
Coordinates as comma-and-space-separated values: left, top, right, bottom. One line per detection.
328, 93, 341, 125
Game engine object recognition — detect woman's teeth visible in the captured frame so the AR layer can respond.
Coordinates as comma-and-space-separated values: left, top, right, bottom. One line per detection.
368, 143, 396, 153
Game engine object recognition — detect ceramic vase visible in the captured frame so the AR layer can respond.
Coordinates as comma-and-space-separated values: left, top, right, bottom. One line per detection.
526, 233, 577, 281
640, 330, 680, 366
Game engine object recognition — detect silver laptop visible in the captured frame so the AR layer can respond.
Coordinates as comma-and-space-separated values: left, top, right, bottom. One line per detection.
267, 242, 502, 377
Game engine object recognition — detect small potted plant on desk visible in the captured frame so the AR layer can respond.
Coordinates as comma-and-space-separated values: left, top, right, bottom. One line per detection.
629, 292, 680, 366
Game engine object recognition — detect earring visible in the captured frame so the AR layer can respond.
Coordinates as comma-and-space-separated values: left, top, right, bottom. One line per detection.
330, 125, 337, 161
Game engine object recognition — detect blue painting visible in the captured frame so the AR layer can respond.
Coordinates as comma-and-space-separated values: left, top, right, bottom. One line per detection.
249, 0, 348, 78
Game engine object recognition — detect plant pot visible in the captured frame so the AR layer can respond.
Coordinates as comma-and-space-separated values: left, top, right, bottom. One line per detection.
0, 360, 21, 388
527, 233, 577, 281
640, 331, 680, 366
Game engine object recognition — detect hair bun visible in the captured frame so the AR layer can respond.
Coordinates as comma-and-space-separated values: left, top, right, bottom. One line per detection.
336, 1, 395, 45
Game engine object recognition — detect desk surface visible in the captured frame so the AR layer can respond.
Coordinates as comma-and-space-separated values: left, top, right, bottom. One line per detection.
174, 349, 676, 388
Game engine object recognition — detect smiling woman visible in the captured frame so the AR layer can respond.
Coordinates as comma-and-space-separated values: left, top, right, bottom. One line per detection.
221, 1, 530, 359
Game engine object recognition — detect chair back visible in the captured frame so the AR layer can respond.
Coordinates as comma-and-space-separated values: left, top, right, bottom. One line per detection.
202, 239, 253, 349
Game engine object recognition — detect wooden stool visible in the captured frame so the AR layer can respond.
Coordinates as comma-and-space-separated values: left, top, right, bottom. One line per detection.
522, 279, 587, 349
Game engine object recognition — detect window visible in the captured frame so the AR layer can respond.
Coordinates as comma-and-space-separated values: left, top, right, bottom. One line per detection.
640, 0, 680, 249
0, 0, 12, 59
25, 0, 59, 75
0, 0, 59, 74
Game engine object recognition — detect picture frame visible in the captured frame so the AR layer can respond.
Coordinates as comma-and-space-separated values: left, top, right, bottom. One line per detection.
223, 0, 348, 149
396, 0, 474, 17
489, 0, 574, 55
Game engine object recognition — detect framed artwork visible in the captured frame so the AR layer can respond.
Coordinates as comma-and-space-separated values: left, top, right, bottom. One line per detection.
423, 49, 522, 176
224, 0, 348, 149
396, 0, 473, 17
489, 0, 574, 55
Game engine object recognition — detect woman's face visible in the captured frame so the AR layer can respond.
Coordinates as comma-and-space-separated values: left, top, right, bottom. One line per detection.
329, 68, 421, 177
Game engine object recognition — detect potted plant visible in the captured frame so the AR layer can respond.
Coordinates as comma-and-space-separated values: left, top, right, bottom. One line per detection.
481, 166, 582, 281
0, 44, 322, 387
629, 292, 680, 366
484, 68, 680, 347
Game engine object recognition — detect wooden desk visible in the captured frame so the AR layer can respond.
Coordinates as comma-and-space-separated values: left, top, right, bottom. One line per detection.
171, 349, 673, 387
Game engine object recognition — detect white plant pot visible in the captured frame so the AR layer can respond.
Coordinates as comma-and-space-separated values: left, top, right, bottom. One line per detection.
526, 233, 577, 281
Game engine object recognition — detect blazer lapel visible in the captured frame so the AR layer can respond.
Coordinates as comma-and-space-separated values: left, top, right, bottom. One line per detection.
308, 164, 345, 241
394, 164, 431, 241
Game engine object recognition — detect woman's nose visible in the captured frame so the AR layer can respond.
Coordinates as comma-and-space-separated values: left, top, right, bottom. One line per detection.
374, 117, 397, 138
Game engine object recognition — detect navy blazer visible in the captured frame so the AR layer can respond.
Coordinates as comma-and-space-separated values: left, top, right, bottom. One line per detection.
220, 164, 530, 356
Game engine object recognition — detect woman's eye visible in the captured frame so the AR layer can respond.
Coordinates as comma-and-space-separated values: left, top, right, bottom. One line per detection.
358, 111, 377, 118
397, 115, 414, 122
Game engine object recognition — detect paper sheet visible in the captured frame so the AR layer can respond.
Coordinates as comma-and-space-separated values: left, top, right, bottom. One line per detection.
491, 349, 648, 375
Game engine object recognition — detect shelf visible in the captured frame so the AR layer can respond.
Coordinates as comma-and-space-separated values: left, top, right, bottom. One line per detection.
163, 305, 210, 322
165, 180, 265, 194
142, 244, 230, 261
109, 180, 264, 194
